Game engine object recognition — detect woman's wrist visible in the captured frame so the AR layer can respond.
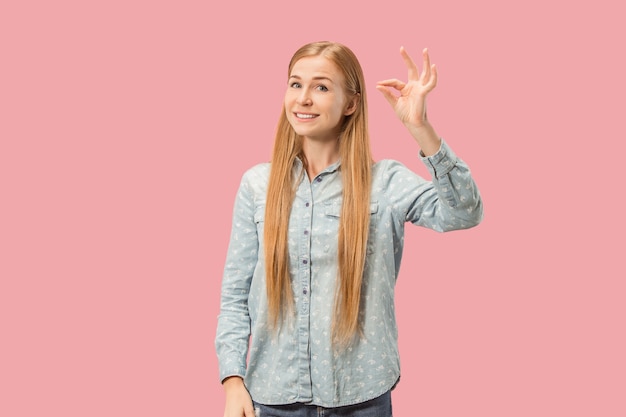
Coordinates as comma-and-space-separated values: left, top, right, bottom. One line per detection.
406, 121, 441, 156
222, 376, 245, 390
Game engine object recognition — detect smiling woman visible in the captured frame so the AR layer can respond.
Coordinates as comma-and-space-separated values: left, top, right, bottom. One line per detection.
215, 40, 483, 417
284, 55, 358, 149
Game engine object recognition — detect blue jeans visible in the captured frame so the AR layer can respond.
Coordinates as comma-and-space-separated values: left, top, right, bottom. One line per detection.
252, 391, 392, 417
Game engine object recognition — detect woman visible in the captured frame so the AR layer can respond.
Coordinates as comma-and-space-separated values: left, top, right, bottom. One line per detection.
216, 41, 483, 417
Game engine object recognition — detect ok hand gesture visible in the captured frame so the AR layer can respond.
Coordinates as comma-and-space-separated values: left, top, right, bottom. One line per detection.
376, 47, 441, 156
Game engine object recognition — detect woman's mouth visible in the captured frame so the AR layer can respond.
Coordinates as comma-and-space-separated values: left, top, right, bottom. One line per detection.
295, 113, 318, 119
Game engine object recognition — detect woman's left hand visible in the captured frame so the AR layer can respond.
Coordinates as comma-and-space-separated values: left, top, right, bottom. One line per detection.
376, 47, 437, 129
376, 46, 441, 156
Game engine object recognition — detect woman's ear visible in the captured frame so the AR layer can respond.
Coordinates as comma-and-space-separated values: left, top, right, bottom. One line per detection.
344, 93, 360, 116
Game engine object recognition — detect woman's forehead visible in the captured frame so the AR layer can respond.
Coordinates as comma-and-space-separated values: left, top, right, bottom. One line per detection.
290, 55, 342, 80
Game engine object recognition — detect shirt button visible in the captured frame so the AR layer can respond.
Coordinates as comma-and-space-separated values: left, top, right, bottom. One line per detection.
316, 177, 322, 183
305, 202, 310, 207
303, 289, 307, 294
304, 230, 309, 235
302, 259, 308, 264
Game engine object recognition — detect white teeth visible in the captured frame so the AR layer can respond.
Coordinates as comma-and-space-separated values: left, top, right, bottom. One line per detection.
296, 113, 316, 119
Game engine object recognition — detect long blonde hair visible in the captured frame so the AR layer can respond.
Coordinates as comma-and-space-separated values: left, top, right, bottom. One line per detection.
264, 41, 372, 348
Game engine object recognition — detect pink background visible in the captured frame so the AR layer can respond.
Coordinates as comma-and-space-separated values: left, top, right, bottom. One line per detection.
1, 0, 624, 416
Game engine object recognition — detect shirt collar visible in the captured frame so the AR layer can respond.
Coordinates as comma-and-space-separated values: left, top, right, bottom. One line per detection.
294, 157, 342, 176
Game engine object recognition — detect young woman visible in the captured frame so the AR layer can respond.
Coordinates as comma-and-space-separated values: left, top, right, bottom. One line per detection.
216, 41, 483, 417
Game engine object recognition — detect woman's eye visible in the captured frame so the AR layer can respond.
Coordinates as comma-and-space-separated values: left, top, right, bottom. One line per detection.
317, 85, 328, 92
290, 82, 301, 88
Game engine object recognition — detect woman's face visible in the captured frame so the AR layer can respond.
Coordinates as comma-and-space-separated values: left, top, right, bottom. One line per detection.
284, 55, 356, 142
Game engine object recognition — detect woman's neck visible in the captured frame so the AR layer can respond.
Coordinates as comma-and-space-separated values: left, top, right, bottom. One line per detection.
301, 137, 340, 180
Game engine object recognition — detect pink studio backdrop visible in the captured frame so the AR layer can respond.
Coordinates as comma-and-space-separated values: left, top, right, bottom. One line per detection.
1, 1, 624, 416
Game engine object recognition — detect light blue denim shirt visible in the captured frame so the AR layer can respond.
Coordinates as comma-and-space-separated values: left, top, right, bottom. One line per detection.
216, 140, 483, 407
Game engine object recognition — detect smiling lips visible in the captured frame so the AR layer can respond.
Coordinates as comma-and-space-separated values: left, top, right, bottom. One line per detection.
295, 113, 318, 120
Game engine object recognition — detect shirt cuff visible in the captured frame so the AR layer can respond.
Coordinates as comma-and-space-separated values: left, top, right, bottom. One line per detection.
220, 367, 246, 384
419, 139, 458, 179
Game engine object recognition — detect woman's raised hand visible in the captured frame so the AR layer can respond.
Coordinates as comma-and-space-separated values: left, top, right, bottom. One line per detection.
376, 46, 441, 156
376, 47, 437, 129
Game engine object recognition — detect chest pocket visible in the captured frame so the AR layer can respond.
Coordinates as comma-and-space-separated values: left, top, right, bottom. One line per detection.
324, 201, 379, 254
324, 201, 379, 217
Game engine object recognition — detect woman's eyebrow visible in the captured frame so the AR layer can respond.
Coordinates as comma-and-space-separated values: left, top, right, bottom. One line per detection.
289, 74, 334, 83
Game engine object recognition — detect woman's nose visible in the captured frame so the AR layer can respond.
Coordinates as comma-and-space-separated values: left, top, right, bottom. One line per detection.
297, 90, 312, 105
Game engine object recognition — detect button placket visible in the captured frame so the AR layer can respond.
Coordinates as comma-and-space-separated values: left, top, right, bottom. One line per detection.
298, 183, 313, 316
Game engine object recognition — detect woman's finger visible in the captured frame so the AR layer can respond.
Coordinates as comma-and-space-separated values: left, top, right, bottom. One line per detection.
375, 85, 398, 108
425, 64, 437, 91
400, 46, 419, 81
421, 48, 431, 83
377, 79, 406, 91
